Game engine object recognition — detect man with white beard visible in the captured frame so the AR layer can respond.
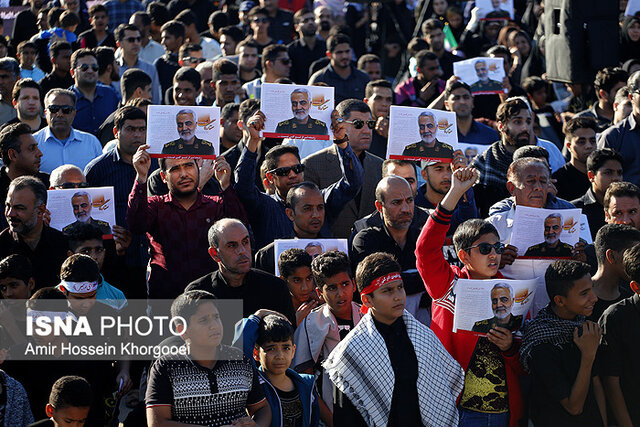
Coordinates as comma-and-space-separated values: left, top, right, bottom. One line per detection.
524, 213, 574, 257
62, 191, 111, 235
402, 111, 454, 159
275, 88, 328, 136
472, 283, 523, 333
161, 109, 214, 155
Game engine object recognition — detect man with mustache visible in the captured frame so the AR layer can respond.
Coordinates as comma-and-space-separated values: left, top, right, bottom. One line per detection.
402, 111, 454, 160
275, 88, 328, 136
162, 108, 215, 155
524, 213, 574, 258
62, 191, 112, 235
472, 283, 523, 333
469, 59, 503, 94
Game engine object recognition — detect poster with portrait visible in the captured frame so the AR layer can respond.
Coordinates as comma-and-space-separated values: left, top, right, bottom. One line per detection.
510, 206, 582, 259
457, 142, 491, 165
387, 106, 458, 162
476, 0, 514, 20
453, 278, 537, 336
146, 105, 220, 159
47, 186, 116, 238
453, 57, 506, 95
625, 0, 640, 16
261, 83, 334, 141
273, 238, 348, 276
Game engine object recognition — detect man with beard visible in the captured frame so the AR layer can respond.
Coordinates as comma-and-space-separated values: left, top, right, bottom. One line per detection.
402, 111, 454, 160
275, 88, 328, 136
96, 47, 121, 97
524, 214, 574, 257
62, 191, 112, 235
469, 59, 503, 94
472, 283, 523, 333
162, 109, 214, 155
288, 8, 326, 85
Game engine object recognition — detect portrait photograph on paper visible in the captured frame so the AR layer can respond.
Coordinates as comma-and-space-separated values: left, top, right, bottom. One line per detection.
47, 186, 116, 238
458, 142, 491, 164
273, 238, 348, 276
453, 57, 506, 95
476, 0, 514, 20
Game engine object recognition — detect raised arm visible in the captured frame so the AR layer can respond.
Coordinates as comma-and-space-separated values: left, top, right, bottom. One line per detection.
126, 144, 157, 234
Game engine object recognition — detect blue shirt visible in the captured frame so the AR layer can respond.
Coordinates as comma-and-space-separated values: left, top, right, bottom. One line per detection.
116, 57, 162, 105
458, 120, 499, 145
103, 0, 144, 29
34, 126, 102, 173
599, 113, 640, 186
308, 64, 370, 103
71, 83, 120, 136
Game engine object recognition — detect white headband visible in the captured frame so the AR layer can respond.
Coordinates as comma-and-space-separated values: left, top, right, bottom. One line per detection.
59, 280, 98, 294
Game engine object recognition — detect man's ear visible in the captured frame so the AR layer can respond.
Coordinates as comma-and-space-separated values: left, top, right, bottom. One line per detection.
70, 67, 76, 79
361, 293, 373, 308
253, 346, 260, 362
416, 66, 422, 76
630, 280, 640, 295
325, 51, 331, 58
265, 171, 275, 185
605, 248, 618, 265
116, 41, 121, 49
160, 170, 167, 184
237, 120, 245, 131
496, 120, 505, 133
587, 170, 595, 182
11, 99, 17, 108
363, 97, 369, 105
27, 277, 35, 293
178, 59, 185, 67
45, 404, 55, 418
113, 126, 119, 138
6, 148, 18, 163
457, 248, 470, 265
565, 138, 571, 150
374, 200, 383, 213
285, 207, 294, 222
420, 167, 428, 181
553, 295, 566, 308
506, 181, 516, 196
208, 246, 221, 262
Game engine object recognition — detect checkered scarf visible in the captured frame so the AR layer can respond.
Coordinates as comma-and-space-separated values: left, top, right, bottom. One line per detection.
323, 311, 464, 427
520, 304, 585, 372
471, 140, 513, 188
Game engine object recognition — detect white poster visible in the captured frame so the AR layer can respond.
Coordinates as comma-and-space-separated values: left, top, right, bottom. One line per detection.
261, 83, 334, 141
387, 106, 458, 162
453, 57, 506, 95
273, 238, 348, 276
453, 278, 537, 336
511, 206, 582, 259
146, 105, 220, 158
47, 187, 116, 238
476, 0, 514, 20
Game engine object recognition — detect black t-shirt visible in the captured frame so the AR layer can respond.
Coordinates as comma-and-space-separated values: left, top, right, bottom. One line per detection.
552, 163, 591, 202
336, 317, 354, 341
588, 283, 633, 322
275, 386, 303, 427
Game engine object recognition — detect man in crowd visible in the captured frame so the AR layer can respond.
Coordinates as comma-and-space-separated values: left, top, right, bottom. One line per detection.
115, 23, 161, 104
9, 78, 45, 131
243, 43, 290, 100
364, 79, 393, 159
155, 20, 185, 100
210, 58, 241, 108
395, 50, 444, 107
604, 182, 640, 230
576, 67, 627, 132
443, 80, 499, 145
422, 19, 460, 80
129, 11, 165, 64
0, 58, 19, 124
288, 8, 325, 85
38, 42, 74, 97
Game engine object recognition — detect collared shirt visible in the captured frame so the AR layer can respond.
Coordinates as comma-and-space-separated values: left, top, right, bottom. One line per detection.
458, 120, 499, 145
575, 104, 611, 133
103, 0, 144, 29
308, 64, 370, 103
20, 66, 45, 82
287, 37, 326, 84
242, 75, 266, 100
126, 179, 247, 299
71, 83, 120, 136
116, 56, 162, 105
599, 113, 640, 186
536, 137, 566, 173
139, 40, 165, 64
34, 126, 102, 173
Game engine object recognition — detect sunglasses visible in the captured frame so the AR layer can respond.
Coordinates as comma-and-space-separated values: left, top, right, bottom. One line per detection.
125, 36, 142, 43
76, 63, 99, 72
465, 242, 505, 255
252, 17, 269, 23
345, 119, 376, 130
47, 105, 74, 114
269, 164, 305, 176
183, 56, 205, 64
54, 182, 88, 189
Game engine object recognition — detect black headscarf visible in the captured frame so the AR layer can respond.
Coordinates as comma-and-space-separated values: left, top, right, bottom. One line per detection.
620, 15, 640, 64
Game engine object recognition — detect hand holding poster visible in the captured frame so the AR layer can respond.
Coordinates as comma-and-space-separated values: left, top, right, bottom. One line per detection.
146, 105, 220, 158
453, 278, 537, 336
510, 206, 582, 259
47, 186, 116, 238
261, 83, 334, 140
387, 106, 458, 162
476, 0, 514, 20
453, 57, 506, 95
274, 239, 348, 276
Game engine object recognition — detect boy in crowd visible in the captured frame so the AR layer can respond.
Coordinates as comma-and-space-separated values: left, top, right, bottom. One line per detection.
520, 260, 605, 427
416, 166, 525, 427
293, 250, 363, 426
29, 375, 92, 427
17, 41, 45, 81
325, 252, 464, 426
278, 248, 320, 326
598, 242, 640, 427
0, 254, 35, 345
146, 290, 271, 426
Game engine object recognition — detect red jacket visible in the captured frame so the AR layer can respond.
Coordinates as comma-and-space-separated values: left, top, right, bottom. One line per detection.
416, 205, 525, 427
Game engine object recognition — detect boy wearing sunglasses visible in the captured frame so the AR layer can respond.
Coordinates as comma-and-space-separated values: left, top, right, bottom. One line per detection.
416, 166, 525, 427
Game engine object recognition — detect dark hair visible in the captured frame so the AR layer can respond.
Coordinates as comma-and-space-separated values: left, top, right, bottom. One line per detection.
175, 9, 196, 27
452, 219, 500, 253
594, 224, 640, 267
147, 2, 170, 27
48, 7, 63, 28
335, 98, 370, 120
623, 242, 640, 283
131, 11, 151, 27
173, 66, 201, 90
407, 37, 428, 57
12, 78, 41, 102
355, 252, 400, 294
221, 102, 239, 121
522, 76, 547, 95
311, 250, 351, 289
293, 8, 312, 23
50, 41, 72, 60
496, 97, 530, 124
357, 54, 380, 71
487, 44, 510, 57
256, 314, 294, 347
209, 10, 229, 30
264, 144, 300, 172
0, 122, 33, 165
278, 248, 312, 279
159, 156, 197, 172
121, 68, 152, 100
415, 49, 439, 70
594, 67, 628, 98
444, 81, 471, 99
59, 10, 79, 28
238, 99, 260, 124
114, 105, 146, 131
236, 39, 259, 54
365, 79, 392, 99
615, 85, 631, 105
64, 222, 104, 253
160, 20, 185, 40
88, 3, 107, 17
248, 6, 269, 19
0, 57, 19, 78
563, 116, 598, 139
170, 290, 217, 328
421, 17, 443, 34
327, 33, 351, 53
604, 181, 640, 210
381, 159, 416, 179
8, 176, 47, 207
95, 46, 115, 75
586, 148, 623, 174
262, 44, 287, 70
212, 58, 238, 82
220, 25, 244, 44
49, 376, 93, 409
17, 40, 37, 55
127, 97, 152, 108
179, 43, 202, 60
115, 23, 140, 42
545, 260, 592, 305
0, 254, 33, 284
286, 181, 321, 211
512, 145, 549, 162
60, 254, 100, 283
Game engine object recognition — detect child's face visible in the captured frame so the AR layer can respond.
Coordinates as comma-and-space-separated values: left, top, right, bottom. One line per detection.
557, 274, 597, 318
73, 239, 105, 270
460, 233, 501, 279
19, 48, 36, 68
257, 339, 295, 376
363, 278, 405, 325
66, 290, 97, 315
284, 266, 316, 305
0, 276, 33, 301
183, 301, 223, 349
318, 271, 354, 318
46, 404, 90, 427
531, 88, 547, 107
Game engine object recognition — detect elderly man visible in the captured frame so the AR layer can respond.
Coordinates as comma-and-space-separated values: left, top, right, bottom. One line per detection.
472, 283, 523, 333
62, 191, 111, 235
402, 111, 454, 159
161, 109, 214, 155
470, 59, 503, 94
275, 88, 328, 136
524, 213, 574, 257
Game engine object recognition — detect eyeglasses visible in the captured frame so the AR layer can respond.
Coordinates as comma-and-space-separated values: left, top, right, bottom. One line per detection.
125, 36, 142, 43
277, 57, 291, 65
252, 17, 269, 23
464, 242, 505, 255
54, 182, 88, 189
76, 63, 99, 72
345, 119, 376, 130
269, 164, 305, 176
47, 105, 74, 114
183, 56, 205, 64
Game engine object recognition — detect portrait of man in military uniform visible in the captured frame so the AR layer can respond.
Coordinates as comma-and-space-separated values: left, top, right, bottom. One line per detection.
402, 111, 454, 159
469, 60, 503, 94
524, 213, 574, 258
472, 283, 523, 333
62, 191, 111, 235
162, 109, 215, 155
275, 88, 328, 136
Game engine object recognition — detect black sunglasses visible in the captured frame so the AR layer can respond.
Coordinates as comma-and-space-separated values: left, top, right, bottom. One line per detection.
345, 119, 376, 130
252, 17, 269, 23
125, 36, 142, 43
47, 105, 74, 114
465, 242, 505, 255
54, 182, 89, 189
76, 63, 99, 72
269, 164, 305, 176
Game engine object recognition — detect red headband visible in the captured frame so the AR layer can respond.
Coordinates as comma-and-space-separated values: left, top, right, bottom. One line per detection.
360, 272, 402, 314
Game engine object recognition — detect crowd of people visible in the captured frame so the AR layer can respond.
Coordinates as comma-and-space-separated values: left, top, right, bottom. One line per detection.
0, 0, 640, 425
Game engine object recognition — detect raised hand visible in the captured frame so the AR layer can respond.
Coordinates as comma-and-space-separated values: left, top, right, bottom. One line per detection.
213, 156, 231, 190
133, 144, 151, 183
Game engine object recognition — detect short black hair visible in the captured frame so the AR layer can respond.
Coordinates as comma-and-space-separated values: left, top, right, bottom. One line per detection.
209, 10, 229, 30
594, 67, 628, 98
170, 290, 217, 329
623, 242, 640, 283
12, 78, 41, 102
175, 9, 196, 27
415, 49, 438, 70
421, 18, 444, 35
594, 224, 640, 267
173, 66, 201, 90
147, 2, 170, 27
586, 148, 623, 174
64, 222, 104, 253
160, 20, 185, 40
563, 116, 598, 139
381, 159, 416, 179
9, 176, 47, 207
238, 99, 260, 124
286, 181, 320, 211
327, 33, 351, 53
311, 250, 351, 289
50, 41, 72, 59
256, 314, 294, 347
247, 6, 269, 19
262, 44, 287, 70
444, 80, 471, 99
115, 23, 140, 42
220, 27, 243, 45
121, 68, 152, 100
355, 252, 400, 294
407, 37, 428, 56
545, 260, 592, 305
60, 254, 100, 283
264, 145, 300, 172
212, 58, 238, 82
159, 157, 198, 172
130, 11, 151, 27
114, 105, 146, 130
512, 145, 549, 162
49, 376, 93, 409
452, 219, 500, 253
0, 254, 33, 284
335, 98, 370, 120
17, 40, 37, 55
221, 102, 239, 121
496, 97, 530, 124
88, 3, 107, 17
95, 46, 115, 75
0, 122, 33, 165
278, 248, 312, 279
365, 79, 392, 99
604, 181, 640, 210
522, 76, 547, 95
357, 53, 380, 70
